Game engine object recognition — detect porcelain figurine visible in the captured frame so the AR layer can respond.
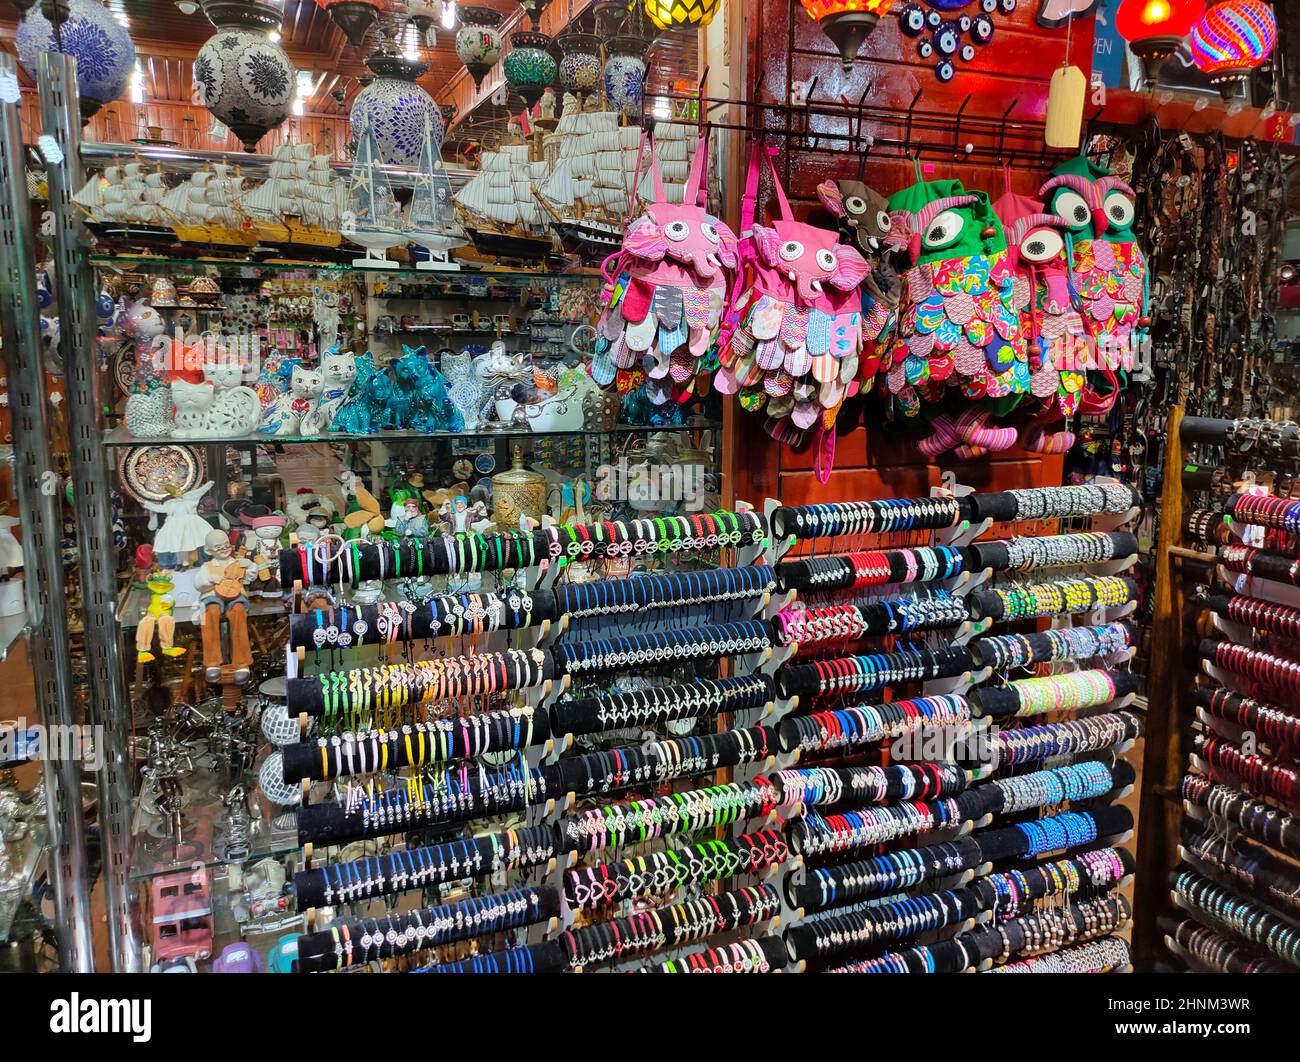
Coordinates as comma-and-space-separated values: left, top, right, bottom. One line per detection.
259, 364, 322, 436
299, 347, 357, 435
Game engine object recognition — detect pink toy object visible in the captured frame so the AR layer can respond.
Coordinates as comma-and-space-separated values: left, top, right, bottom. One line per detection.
150, 869, 214, 963
592, 130, 739, 406
717, 146, 869, 483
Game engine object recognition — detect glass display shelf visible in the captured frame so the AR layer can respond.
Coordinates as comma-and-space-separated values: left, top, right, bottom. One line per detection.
0, 613, 28, 663
116, 583, 288, 633
0, 821, 48, 942
130, 778, 300, 885
89, 254, 603, 288
101, 420, 722, 449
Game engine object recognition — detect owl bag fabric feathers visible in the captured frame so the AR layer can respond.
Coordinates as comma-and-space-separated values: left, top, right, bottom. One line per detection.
593, 131, 739, 406
716, 146, 870, 482
876, 176, 1033, 458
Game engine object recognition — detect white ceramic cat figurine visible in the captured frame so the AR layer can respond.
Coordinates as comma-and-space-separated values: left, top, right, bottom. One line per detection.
299, 349, 357, 435
259, 365, 323, 436
170, 364, 261, 439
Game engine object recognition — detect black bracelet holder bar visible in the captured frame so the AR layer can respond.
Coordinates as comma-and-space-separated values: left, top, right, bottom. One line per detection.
962, 485, 1142, 524
1191, 685, 1300, 745
642, 934, 789, 972
1200, 590, 1300, 640
551, 622, 774, 678
1180, 774, 1300, 859
967, 531, 1139, 573
286, 652, 556, 718
556, 726, 778, 801
281, 708, 553, 783
782, 804, 1134, 910
774, 647, 975, 700
296, 764, 564, 847
1220, 546, 1300, 584
967, 576, 1139, 622
279, 533, 550, 589
292, 825, 557, 911
786, 847, 1135, 960
969, 670, 1140, 719
287, 594, 558, 649
774, 548, 976, 593
295, 884, 562, 973
421, 939, 570, 974
969, 624, 1133, 668
550, 675, 775, 736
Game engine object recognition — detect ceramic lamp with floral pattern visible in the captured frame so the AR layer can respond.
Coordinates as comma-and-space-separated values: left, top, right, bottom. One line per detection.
557, 32, 602, 99
193, 0, 295, 151
16, 0, 137, 120
349, 51, 442, 165
455, 5, 505, 89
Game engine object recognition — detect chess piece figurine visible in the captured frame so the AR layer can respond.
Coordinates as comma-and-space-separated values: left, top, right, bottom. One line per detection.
191, 529, 255, 685
136, 568, 187, 663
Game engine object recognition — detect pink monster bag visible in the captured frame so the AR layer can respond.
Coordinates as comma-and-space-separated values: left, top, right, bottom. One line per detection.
592, 128, 739, 406
717, 145, 869, 483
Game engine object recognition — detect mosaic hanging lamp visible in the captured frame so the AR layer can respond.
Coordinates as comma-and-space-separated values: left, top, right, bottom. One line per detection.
800, 0, 895, 69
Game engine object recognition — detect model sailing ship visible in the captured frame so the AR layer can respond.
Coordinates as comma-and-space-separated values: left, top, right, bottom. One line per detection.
535, 94, 701, 262
341, 121, 406, 267
454, 118, 556, 262
157, 162, 259, 252
70, 160, 178, 248
406, 115, 467, 270
238, 142, 347, 254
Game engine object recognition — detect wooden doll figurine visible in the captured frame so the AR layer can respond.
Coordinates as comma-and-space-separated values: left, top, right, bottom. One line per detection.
191, 529, 255, 685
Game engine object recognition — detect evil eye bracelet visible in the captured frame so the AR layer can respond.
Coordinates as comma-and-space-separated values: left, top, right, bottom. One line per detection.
992, 711, 1140, 767
1174, 869, 1300, 968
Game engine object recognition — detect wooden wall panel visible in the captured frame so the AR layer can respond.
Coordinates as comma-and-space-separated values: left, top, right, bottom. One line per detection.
728, 0, 1089, 511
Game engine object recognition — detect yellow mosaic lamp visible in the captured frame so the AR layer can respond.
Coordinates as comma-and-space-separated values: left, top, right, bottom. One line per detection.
644, 0, 719, 30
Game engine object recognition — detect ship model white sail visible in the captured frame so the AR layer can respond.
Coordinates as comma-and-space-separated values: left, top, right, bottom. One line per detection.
406, 115, 467, 271
454, 119, 556, 262
342, 121, 405, 267
157, 161, 259, 252
639, 119, 700, 205
535, 94, 700, 261
71, 160, 177, 247
238, 142, 345, 253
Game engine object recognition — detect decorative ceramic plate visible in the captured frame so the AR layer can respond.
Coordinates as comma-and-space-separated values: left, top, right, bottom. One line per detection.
117, 444, 206, 507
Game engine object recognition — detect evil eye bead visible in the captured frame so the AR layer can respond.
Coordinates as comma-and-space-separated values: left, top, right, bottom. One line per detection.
926, 8, 942, 26
981, 0, 997, 10
961, 43, 976, 61
1000, 0, 1016, 11
918, 39, 933, 57
934, 22, 959, 55
971, 14, 994, 41
958, 14, 971, 30
779, 240, 805, 262
899, 3, 926, 35
664, 220, 690, 242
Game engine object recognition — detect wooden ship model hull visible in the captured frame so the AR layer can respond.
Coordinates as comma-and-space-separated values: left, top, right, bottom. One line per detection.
465, 224, 556, 263
83, 220, 180, 251
170, 221, 260, 253
552, 216, 622, 262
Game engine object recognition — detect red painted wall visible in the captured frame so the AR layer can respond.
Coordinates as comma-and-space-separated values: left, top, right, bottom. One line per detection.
727, 0, 1097, 511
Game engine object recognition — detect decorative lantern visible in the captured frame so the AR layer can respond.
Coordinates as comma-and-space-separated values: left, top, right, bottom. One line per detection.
557, 32, 601, 99
15, 0, 137, 120
193, 0, 295, 152
800, 0, 894, 69
320, 0, 385, 48
440, 102, 458, 128
455, 5, 504, 90
517, 0, 553, 29
404, 0, 439, 32
604, 35, 648, 115
1189, 0, 1276, 85
1114, 0, 1203, 69
502, 30, 556, 110
593, 0, 632, 36
350, 51, 442, 165
644, 0, 719, 30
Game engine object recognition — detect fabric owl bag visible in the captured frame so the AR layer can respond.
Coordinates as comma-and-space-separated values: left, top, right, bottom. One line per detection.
880, 173, 1029, 458
716, 145, 869, 483
592, 129, 739, 406
991, 167, 1086, 454
1039, 155, 1149, 417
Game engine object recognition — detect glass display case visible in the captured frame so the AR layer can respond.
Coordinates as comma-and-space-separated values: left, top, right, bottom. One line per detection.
51, 96, 729, 971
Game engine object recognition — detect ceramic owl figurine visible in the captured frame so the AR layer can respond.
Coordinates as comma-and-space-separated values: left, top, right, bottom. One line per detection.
1039, 156, 1148, 393
715, 218, 869, 449
994, 189, 1087, 454
593, 137, 738, 405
